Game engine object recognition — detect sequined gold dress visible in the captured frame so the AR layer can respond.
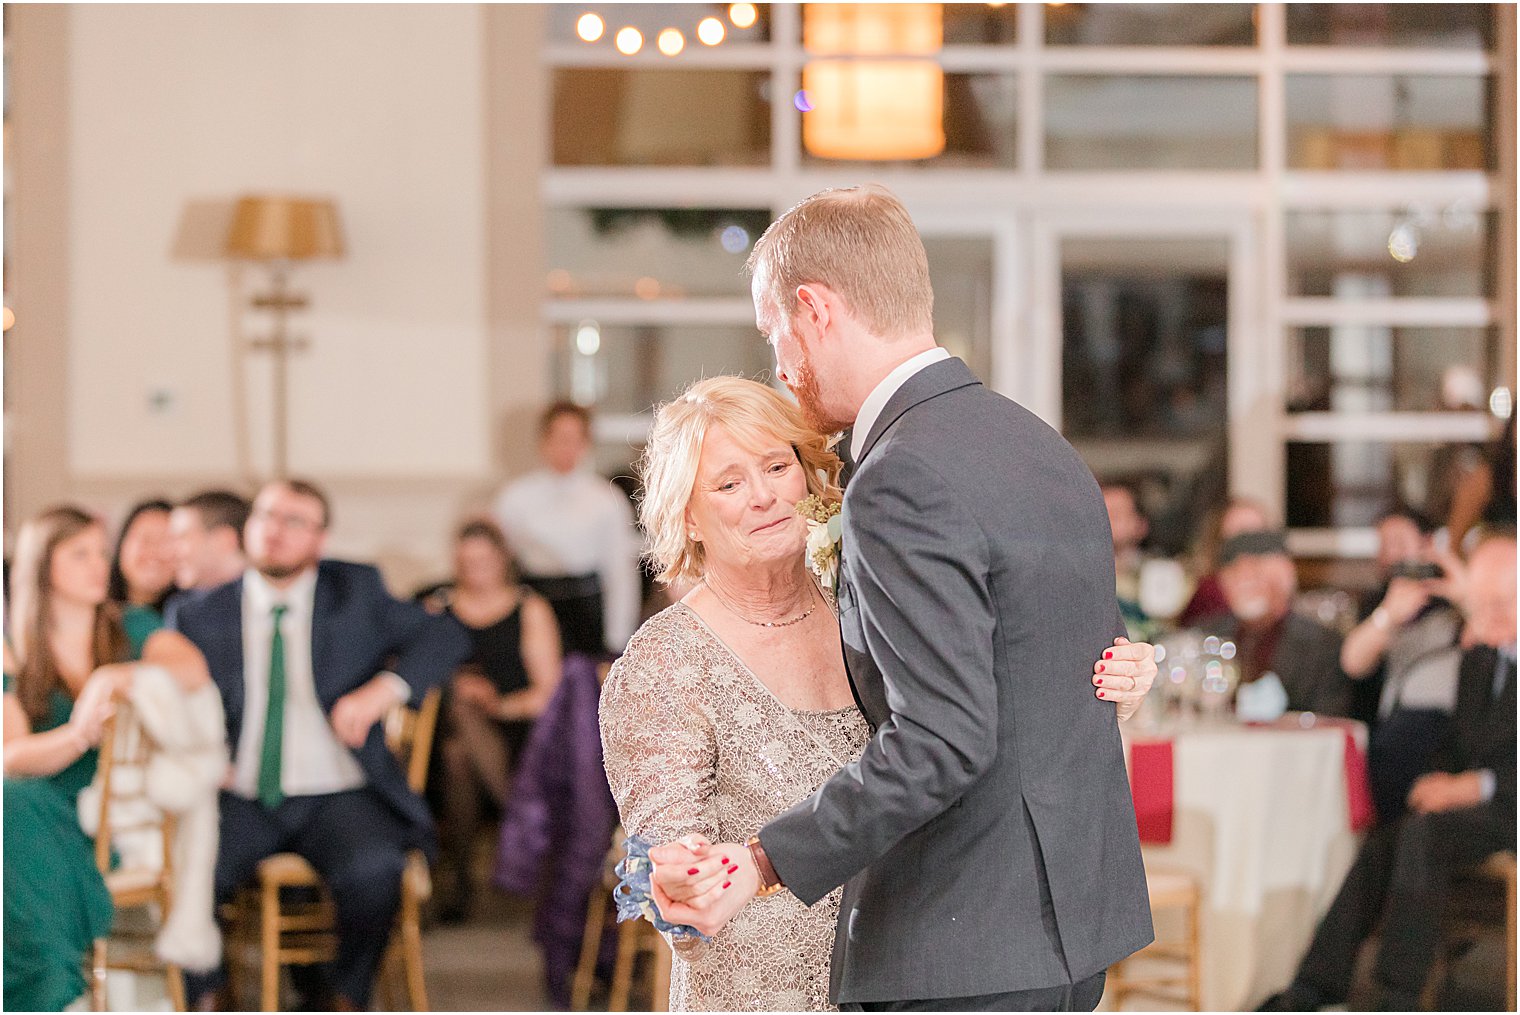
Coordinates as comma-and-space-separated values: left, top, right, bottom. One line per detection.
600, 603, 871, 1012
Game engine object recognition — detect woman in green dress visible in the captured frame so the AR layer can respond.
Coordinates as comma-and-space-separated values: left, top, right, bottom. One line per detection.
4, 505, 210, 1011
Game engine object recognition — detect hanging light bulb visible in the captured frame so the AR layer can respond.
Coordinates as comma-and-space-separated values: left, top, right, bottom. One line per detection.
729, 3, 758, 29
697, 17, 726, 45
615, 26, 644, 54
576, 12, 605, 42
658, 27, 685, 56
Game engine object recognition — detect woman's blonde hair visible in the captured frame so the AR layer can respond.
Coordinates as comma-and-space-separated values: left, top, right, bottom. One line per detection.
639, 376, 842, 585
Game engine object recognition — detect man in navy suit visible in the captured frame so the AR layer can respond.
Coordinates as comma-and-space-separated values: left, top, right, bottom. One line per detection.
173, 479, 469, 1010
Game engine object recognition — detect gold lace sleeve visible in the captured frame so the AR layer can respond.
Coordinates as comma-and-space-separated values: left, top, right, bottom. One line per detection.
600, 618, 720, 846
600, 616, 722, 958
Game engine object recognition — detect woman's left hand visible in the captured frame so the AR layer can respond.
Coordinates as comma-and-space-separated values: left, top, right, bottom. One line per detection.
1093, 636, 1157, 723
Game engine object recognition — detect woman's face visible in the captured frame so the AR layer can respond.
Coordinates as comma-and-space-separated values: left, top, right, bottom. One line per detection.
455, 536, 510, 592
119, 509, 176, 602
686, 424, 809, 574
52, 524, 112, 609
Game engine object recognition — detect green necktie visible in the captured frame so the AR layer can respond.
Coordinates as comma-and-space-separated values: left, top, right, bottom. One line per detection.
258, 604, 288, 809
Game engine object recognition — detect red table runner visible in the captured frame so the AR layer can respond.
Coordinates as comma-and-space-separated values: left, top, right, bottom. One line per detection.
1129, 740, 1175, 844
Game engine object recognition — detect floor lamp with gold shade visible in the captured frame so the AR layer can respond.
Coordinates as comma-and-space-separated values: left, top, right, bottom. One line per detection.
224, 196, 344, 479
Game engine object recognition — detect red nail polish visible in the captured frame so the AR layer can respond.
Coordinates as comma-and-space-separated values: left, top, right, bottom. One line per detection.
721, 881, 731, 889
687, 868, 699, 876
1097, 663, 1106, 673
728, 864, 739, 874
1098, 690, 1106, 698
1104, 650, 1114, 660
720, 857, 729, 865
1095, 678, 1104, 686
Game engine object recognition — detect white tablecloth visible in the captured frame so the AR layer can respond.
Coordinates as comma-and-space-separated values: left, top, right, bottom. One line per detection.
1117, 721, 1366, 1011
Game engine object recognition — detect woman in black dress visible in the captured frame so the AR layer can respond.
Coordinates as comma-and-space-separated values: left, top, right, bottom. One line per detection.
426, 519, 562, 921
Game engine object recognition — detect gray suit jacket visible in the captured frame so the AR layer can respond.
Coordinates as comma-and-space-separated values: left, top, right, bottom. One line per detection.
759, 358, 1153, 1004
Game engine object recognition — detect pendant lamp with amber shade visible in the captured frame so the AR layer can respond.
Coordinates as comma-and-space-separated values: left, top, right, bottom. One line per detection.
802, 4, 946, 162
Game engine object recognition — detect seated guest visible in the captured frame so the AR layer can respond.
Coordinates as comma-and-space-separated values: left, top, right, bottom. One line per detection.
1179, 496, 1272, 626
423, 519, 562, 922
171, 479, 469, 1010
1363, 509, 1430, 612
167, 490, 250, 611
492, 402, 641, 658
4, 506, 210, 1011
1343, 515, 1464, 816
1261, 532, 1517, 1011
108, 498, 177, 627
1200, 530, 1352, 716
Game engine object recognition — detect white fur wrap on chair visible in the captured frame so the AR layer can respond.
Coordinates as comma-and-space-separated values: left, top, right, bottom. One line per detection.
77, 664, 229, 972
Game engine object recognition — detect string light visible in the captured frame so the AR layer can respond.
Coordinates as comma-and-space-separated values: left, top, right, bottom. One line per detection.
576, 12, 604, 42
658, 27, 685, 56
697, 17, 726, 45
615, 26, 643, 54
729, 3, 758, 29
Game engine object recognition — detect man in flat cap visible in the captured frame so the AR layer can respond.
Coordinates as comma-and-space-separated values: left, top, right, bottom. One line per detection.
1200, 530, 1353, 716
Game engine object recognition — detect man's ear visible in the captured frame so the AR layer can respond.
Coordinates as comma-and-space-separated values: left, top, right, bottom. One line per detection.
795, 284, 832, 334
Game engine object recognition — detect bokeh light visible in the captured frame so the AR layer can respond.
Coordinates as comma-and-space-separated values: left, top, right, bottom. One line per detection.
729, 3, 758, 29
657, 28, 685, 56
576, 13, 604, 42
697, 17, 726, 45
615, 26, 643, 55
719, 225, 751, 254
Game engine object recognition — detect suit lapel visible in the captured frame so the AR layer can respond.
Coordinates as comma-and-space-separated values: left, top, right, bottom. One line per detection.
311, 564, 337, 707
209, 579, 247, 749
855, 357, 980, 466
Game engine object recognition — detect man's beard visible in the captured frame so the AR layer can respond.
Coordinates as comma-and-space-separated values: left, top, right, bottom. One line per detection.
787, 349, 852, 436
256, 560, 311, 581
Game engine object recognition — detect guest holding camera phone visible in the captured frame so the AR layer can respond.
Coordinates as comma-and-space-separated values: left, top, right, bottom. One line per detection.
1342, 509, 1465, 822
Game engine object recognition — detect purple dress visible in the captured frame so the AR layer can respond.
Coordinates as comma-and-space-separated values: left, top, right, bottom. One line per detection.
493, 653, 618, 1008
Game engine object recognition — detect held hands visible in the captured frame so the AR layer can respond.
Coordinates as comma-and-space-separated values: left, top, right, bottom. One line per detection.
648, 835, 759, 938
330, 676, 403, 748
1094, 637, 1158, 723
1407, 771, 1485, 815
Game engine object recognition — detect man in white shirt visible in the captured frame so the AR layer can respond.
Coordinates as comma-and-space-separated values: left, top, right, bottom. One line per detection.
173, 479, 469, 1010
492, 402, 641, 656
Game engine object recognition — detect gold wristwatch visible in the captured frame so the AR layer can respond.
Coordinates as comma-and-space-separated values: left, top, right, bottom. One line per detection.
746, 835, 786, 897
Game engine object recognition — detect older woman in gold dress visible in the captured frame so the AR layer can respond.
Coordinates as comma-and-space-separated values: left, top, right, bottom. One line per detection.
598, 376, 1157, 1012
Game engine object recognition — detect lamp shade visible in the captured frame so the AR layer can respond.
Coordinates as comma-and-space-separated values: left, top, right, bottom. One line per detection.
802, 3, 945, 161
225, 196, 344, 260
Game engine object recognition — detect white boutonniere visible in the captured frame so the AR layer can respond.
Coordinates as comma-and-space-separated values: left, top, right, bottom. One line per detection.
797, 495, 843, 595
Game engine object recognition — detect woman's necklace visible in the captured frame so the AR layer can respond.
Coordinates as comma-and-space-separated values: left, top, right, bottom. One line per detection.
703, 578, 817, 628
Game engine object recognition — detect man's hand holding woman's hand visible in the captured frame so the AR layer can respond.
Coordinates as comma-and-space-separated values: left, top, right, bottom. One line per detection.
648, 835, 759, 938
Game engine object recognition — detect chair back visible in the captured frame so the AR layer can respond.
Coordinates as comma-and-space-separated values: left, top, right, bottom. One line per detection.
93, 705, 176, 882
384, 686, 443, 794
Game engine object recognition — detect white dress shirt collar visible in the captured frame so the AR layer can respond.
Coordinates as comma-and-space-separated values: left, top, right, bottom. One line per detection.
243, 565, 318, 617
850, 347, 951, 462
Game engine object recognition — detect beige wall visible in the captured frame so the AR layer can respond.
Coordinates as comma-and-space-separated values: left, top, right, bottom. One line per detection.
67, 3, 490, 478
8, 4, 548, 587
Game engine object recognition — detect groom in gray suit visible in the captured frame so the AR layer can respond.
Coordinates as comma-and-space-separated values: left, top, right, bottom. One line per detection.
656, 184, 1154, 1011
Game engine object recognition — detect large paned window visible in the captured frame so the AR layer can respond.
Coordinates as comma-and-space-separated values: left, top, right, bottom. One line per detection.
543, 3, 1513, 559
